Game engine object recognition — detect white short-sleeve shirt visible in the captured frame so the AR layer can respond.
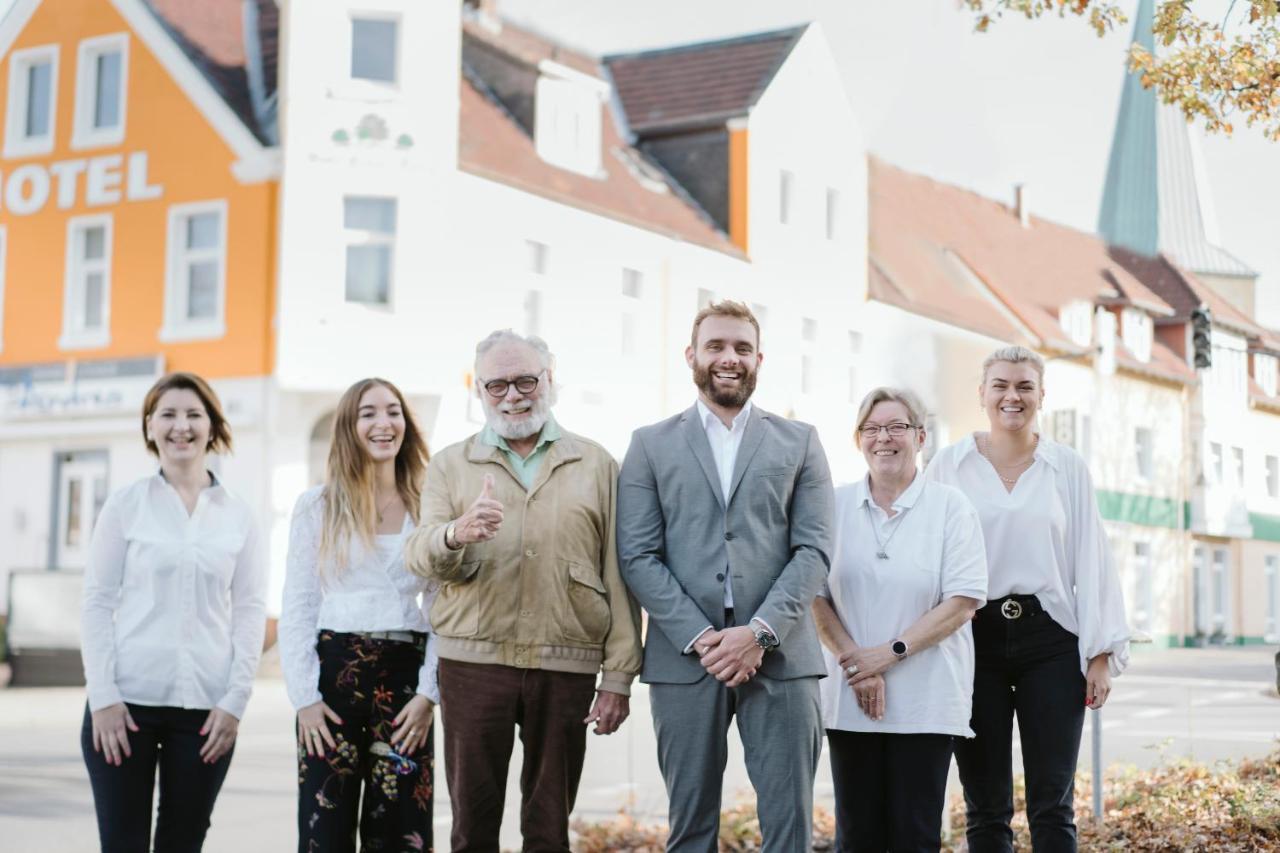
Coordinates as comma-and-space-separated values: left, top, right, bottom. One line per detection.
819, 474, 988, 736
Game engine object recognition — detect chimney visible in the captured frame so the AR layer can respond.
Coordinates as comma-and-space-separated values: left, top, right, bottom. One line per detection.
1015, 183, 1030, 228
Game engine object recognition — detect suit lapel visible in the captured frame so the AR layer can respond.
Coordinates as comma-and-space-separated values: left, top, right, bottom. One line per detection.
726, 406, 767, 506
681, 407, 726, 509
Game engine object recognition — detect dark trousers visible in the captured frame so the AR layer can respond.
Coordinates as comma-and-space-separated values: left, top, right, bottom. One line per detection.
297, 631, 435, 853
955, 597, 1087, 853
827, 730, 953, 853
437, 659, 597, 853
81, 703, 232, 853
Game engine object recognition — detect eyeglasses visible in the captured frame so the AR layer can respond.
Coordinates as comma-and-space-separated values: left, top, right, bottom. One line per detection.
859, 422, 917, 439
482, 372, 543, 398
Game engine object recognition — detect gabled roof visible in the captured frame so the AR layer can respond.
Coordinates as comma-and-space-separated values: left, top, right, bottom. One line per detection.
868, 158, 1194, 384
143, 0, 277, 145
1096, 0, 1255, 278
459, 20, 739, 255
604, 26, 806, 135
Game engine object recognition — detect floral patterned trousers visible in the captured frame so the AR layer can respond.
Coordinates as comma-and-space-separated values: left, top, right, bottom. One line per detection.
297, 632, 434, 853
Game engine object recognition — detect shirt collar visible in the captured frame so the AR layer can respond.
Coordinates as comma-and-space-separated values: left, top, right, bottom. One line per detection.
696, 399, 753, 433
156, 468, 222, 489
958, 431, 1059, 471
856, 469, 925, 511
480, 414, 561, 453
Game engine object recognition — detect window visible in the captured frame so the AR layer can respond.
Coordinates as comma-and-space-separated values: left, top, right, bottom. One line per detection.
779, 170, 794, 225
826, 188, 839, 240
697, 288, 716, 310
72, 34, 127, 149
1266, 555, 1279, 641
0, 227, 6, 352
1058, 300, 1093, 348
1051, 410, 1078, 448
1256, 353, 1279, 397
523, 290, 541, 336
343, 197, 396, 305
1267, 455, 1279, 499
1134, 427, 1153, 480
4, 45, 58, 157
1210, 548, 1228, 636
350, 17, 398, 84
60, 214, 112, 348
620, 312, 636, 357
1121, 308, 1152, 363
801, 317, 817, 343
1209, 442, 1224, 485
534, 65, 606, 176
800, 355, 813, 394
161, 201, 227, 340
621, 268, 642, 299
1132, 542, 1152, 633
848, 330, 862, 354
1232, 446, 1244, 488
526, 240, 548, 276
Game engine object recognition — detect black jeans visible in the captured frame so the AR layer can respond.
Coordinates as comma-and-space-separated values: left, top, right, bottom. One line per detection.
81, 703, 233, 853
827, 730, 953, 852
296, 631, 434, 853
955, 596, 1087, 853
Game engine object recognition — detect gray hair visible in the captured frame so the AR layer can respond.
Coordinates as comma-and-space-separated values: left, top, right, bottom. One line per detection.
981, 345, 1045, 384
854, 386, 927, 446
474, 329, 555, 377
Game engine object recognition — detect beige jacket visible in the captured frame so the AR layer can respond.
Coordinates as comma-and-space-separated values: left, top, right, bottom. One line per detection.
404, 428, 642, 695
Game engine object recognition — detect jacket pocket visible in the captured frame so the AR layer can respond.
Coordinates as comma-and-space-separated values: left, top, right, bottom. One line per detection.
430, 561, 484, 638
562, 561, 611, 645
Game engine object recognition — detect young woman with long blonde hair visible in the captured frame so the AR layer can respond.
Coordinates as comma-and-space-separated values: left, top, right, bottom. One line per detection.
279, 378, 437, 853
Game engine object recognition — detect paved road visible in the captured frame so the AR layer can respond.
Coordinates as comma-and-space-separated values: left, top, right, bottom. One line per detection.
0, 646, 1275, 851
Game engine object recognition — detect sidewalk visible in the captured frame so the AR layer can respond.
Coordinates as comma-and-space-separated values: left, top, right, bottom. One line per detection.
0, 645, 1275, 851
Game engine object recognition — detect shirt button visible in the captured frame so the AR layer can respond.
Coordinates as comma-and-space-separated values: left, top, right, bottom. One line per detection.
520, 610, 532, 617
716, 573, 725, 582
525, 549, 536, 557
724, 532, 736, 541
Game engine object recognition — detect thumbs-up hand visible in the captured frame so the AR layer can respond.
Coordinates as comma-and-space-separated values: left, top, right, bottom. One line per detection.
452, 473, 505, 546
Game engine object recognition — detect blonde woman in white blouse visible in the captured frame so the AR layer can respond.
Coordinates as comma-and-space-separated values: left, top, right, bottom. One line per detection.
926, 346, 1130, 853
279, 377, 439, 853
80, 372, 267, 852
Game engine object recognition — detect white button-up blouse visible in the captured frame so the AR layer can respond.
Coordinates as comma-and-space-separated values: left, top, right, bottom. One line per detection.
278, 486, 440, 711
925, 434, 1131, 676
80, 473, 268, 719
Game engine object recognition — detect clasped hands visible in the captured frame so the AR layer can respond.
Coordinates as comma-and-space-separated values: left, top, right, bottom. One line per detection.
695, 626, 763, 688
838, 644, 900, 722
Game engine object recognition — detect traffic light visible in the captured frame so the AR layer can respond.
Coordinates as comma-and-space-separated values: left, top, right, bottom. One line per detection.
1190, 307, 1212, 369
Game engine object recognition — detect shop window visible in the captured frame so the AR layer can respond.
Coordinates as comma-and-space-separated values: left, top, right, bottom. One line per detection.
161, 200, 227, 341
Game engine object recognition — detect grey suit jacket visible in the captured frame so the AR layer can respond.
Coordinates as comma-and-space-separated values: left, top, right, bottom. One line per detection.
617, 404, 834, 684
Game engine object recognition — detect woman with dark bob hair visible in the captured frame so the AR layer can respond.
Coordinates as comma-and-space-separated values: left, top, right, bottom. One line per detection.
279, 377, 439, 853
81, 372, 267, 852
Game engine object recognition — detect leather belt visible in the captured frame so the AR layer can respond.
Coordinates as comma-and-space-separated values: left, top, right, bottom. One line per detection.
990, 594, 1045, 620
356, 630, 419, 643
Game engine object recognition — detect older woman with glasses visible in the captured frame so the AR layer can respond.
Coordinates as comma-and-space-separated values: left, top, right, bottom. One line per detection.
926, 345, 1130, 852
813, 387, 988, 852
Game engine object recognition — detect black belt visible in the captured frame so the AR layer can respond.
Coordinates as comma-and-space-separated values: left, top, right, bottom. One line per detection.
982, 594, 1045, 620
724, 607, 736, 628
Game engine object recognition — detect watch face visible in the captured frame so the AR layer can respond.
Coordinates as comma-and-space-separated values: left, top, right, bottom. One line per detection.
892, 640, 908, 656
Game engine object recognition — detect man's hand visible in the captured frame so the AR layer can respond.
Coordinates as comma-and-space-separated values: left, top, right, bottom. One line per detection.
452, 474, 504, 546
699, 626, 763, 687
583, 690, 630, 735
198, 708, 239, 764
843, 643, 900, 684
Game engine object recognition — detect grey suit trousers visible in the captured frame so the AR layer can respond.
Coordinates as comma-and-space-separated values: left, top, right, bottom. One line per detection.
650, 673, 823, 853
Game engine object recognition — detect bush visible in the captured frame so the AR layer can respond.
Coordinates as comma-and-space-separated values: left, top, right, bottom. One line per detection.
570, 750, 1280, 852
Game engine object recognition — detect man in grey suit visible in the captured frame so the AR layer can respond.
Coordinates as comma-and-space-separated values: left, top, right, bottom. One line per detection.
618, 300, 834, 852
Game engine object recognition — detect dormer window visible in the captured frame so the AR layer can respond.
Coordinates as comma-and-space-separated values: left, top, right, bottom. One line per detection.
1058, 300, 1093, 348
1121, 308, 1152, 363
534, 60, 607, 177
1257, 352, 1279, 397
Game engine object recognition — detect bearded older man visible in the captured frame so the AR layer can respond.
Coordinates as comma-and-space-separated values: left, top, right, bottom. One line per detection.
405, 329, 642, 853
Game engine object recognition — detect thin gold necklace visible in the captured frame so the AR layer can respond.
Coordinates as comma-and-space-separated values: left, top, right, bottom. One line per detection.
375, 492, 398, 524
979, 434, 1039, 486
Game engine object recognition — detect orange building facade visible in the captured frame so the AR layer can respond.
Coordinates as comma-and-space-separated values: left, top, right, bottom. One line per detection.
0, 0, 278, 605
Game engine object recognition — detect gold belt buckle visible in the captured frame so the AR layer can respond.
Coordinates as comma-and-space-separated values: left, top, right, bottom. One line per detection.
1000, 599, 1023, 620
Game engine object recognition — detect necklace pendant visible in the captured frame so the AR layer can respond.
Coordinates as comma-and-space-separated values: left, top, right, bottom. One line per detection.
876, 550, 889, 560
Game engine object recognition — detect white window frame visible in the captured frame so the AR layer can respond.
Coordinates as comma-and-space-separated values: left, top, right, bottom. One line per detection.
1209, 441, 1224, 485
1131, 541, 1153, 633
1121, 308, 1152, 363
1266, 455, 1279, 499
4, 44, 59, 158
1256, 353, 1279, 398
779, 170, 794, 225
0, 226, 6, 353
1134, 426, 1154, 481
534, 64, 605, 177
348, 13, 401, 88
343, 195, 397, 307
621, 267, 642, 299
1210, 547, 1230, 637
825, 187, 839, 241
526, 240, 549, 276
160, 200, 228, 342
1265, 555, 1279, 642
71, 33, 128, 150
1232, 446, 1245, 489
1058, 299, 1093, 348
523, 289, 542, 337
59, 213, 113, 350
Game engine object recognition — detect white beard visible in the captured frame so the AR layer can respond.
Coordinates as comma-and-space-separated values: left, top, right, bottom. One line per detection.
484, 394, 551, 440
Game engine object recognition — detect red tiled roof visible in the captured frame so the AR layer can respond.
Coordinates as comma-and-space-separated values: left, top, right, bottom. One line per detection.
869, 157, 1193, 383
459, 76, 739, 254
462, 17, 599, 76
605, 27, 806, 134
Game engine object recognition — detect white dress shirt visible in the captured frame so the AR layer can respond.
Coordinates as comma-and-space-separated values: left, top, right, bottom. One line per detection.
697, 398, 753, 609
925, 434, 1131, 676
81, 473, 267, 719
279, 486, 440, 711
819, 474, 988, 735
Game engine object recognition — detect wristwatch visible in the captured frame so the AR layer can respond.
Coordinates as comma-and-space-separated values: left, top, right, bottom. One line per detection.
753, 625, 779, 653
891, 638, 909, 660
